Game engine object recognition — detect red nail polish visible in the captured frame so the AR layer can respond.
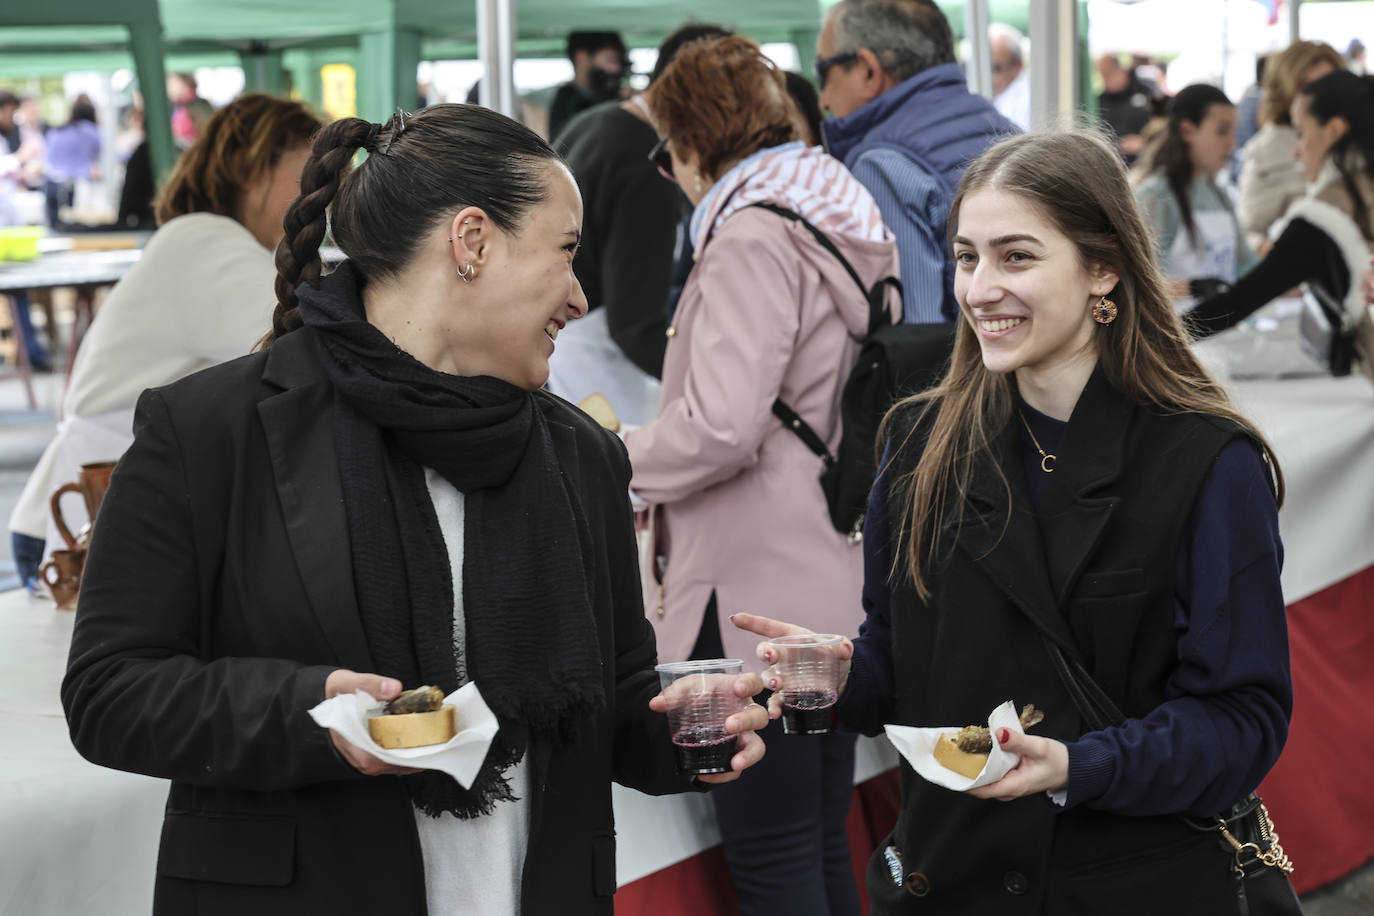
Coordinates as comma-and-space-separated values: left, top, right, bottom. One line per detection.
998, 728, 1010, 744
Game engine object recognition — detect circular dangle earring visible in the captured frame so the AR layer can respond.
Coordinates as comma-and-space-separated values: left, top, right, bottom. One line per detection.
1092, 296, 1118, 324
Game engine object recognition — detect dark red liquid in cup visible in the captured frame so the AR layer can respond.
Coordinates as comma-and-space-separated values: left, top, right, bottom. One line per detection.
672, 725, 739, 774
780, 687, 838, 735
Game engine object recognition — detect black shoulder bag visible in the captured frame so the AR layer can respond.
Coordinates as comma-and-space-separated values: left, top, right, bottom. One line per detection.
1043, 638, 1301, 916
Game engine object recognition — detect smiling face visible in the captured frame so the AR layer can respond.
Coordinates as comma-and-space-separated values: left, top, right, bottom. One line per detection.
952, 188, 1118, 394
454, 163, 589, 390
1182, 103, 1238, 177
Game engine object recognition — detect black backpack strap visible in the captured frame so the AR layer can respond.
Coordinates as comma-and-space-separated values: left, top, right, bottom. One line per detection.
748, 202, 899, 464
747, 202, 899, 335
770, 399, 835, 467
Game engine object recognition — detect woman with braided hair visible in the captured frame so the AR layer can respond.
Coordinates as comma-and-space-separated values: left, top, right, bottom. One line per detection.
62, 104, 767, 916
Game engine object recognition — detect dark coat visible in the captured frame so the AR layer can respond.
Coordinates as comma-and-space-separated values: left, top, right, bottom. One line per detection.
869, 372, 1250, 915
62, 327, 689, 916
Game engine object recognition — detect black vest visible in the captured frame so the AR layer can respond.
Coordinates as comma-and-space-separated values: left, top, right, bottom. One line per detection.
869, 371, 1247, 915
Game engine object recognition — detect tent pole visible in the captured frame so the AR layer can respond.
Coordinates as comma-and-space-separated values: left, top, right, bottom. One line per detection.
128, 23, 175, 182
1028, 0, 1078, 129
477, 0, 518, 118
966, 0, 994, 100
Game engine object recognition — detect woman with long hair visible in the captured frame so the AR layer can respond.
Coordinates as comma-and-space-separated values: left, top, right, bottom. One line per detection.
61, 102, 767, 915
1235, 39, 1344, 248
1187, 70, 1374, 338
737, 130, 1292, 913
1134, 84, 1256, 310
624, 34, 900, 916
10, 93, 321, 589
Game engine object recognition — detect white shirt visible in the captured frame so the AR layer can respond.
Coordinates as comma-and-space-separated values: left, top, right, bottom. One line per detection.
416, 469, 530, 916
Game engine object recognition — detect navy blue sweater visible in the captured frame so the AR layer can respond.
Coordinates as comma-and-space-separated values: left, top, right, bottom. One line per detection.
839, 406, 1292, 817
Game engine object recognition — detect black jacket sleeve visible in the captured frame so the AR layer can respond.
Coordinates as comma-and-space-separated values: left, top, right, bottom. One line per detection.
61, 389, 356, 791
601, 431, 699, 795
1185, 217, 1350, 339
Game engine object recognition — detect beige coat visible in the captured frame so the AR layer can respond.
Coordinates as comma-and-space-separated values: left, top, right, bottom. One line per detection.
1236, 124, 1308, 249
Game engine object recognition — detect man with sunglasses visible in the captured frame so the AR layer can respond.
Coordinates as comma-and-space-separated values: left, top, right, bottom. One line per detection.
816, 0, 1017, 324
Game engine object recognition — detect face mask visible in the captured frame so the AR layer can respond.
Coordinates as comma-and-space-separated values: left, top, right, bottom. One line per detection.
589, 66, 624, 99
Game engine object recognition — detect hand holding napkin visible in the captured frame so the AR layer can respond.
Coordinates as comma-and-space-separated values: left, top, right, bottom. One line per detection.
883, 700, 1027, 792
308, 681, 500, 788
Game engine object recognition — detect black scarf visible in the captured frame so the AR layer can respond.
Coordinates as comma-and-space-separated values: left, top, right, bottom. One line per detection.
297, 262, 605, 817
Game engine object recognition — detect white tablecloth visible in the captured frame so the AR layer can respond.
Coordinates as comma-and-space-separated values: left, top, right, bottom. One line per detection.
2, 374, 1370, 914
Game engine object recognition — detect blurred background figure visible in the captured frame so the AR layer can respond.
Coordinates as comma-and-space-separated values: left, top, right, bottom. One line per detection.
1229, 55, 1268, 183
1346, 38, 1367, 75
167, 72, 214, 148
549, 24, 729, 428
8, 94, 321, 591
1097, 52, 1161, 163
784, 71, 825, 146
548, 30, 628, 141
1134, 84, 1255, 312
0, 91, 49, 372
1235, 39, 1344, 251
42, 94, 101, 230
1188, 70, 1374, 338
626, 34, 900, 916
989, 23, 1030, 130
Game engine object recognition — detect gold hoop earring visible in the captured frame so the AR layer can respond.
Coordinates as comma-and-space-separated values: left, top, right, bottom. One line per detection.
1092, 296, 1118, 324
458, 262, 475, 283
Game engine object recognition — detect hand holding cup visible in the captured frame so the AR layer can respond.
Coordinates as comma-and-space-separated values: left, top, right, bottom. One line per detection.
649, 660, 767, 784
730, 613, 854, 725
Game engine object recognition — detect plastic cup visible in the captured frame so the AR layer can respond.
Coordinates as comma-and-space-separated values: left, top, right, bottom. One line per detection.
766, 634, 844, 735
655, 659, 746, 775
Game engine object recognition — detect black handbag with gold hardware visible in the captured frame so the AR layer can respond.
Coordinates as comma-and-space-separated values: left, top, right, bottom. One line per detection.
1043, 638, 1302, 916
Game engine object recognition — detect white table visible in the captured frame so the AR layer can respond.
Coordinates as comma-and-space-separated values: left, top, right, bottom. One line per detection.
2, 373, 1371, 915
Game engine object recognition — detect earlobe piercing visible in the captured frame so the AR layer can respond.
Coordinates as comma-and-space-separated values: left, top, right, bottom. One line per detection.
458, 262, 476, 283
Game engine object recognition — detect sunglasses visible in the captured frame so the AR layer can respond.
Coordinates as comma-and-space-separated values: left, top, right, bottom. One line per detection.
813, 51, 859, 89
648, 135, 676, 182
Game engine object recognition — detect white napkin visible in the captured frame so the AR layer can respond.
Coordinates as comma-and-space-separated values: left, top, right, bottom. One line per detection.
308, 682, 500, 788
883, 700, 1026, 791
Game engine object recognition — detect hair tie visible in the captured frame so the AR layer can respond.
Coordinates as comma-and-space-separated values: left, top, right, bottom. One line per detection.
364, 122, 382, 153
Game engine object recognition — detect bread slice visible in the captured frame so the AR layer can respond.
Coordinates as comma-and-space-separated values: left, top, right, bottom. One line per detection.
367, 705, 457, 749
932, 732, 988, 779
578, 393, 621, 432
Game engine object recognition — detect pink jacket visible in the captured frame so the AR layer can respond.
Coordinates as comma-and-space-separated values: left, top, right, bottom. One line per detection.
624, 146, 900, 668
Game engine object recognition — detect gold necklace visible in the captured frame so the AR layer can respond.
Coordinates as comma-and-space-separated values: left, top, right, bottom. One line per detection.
1017, 410, 1056, 473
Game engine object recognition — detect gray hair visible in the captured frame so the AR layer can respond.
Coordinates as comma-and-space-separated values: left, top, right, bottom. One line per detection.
988, 23, 1025, 67
826, 0, 956, 82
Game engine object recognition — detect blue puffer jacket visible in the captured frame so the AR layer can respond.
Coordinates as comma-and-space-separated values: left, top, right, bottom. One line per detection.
824, 63, 1018, 320
824, 62, 1016, 196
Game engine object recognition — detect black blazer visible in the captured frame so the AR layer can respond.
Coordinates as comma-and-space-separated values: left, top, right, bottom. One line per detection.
62, 328, 689, 916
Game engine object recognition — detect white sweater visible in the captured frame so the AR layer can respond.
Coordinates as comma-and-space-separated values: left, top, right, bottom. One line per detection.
418, 469, 529, 916
10, 213, 277, 539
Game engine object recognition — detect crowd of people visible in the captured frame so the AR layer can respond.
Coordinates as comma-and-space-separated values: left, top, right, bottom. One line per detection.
1, 0, 1368, 913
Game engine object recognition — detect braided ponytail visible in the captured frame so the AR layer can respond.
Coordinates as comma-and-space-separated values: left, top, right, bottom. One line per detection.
258, 103, 561, 348
262, 117, 374, 345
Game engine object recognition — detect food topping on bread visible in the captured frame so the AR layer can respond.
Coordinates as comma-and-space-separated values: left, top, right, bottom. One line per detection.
949, 704, 1044, 754
578, 393, 621, 433
932, 704, 1045, 778
368, 685, 456, 749
385, 685, 445, 716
